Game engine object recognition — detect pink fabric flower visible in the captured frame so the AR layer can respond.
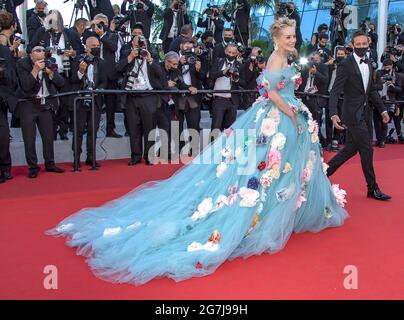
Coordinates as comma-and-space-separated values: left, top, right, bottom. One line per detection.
260, 174, 272, 188
277, 81, 286, 90
261, 118, 277, 137
332, 184, 347, 207
227, 193, 238, 206
267, 107, 280, 123
267, 150, 281, 169
295, 76, 303, 87
296, 190, 306, 209
301, 168, 311, 184
257, 84, 264, 90
263, 91, 269, 99
224, 127, 234, 138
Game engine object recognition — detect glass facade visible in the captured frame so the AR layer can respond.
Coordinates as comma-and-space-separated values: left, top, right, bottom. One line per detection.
187, 0, 404, 45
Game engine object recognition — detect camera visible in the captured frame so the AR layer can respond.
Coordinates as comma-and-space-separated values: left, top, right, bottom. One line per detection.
171, 74, 184, 86
205, 4, 219, 17
182, 48, 197, 65
14, 36, 25, 45
225, 65, 240, 82
82, 99, 93, 110
125, 71, 138, 90
386, 46, 402, 57
78, 53, 95, 64
317, 49, 329, 62
381, 73, 394, 83
333, 0, 345, 9
44, 57, 58, 72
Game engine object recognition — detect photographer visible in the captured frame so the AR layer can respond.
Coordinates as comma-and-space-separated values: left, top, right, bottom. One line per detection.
307, 33, 332, 59
368, 23, 378, 51
121, 0, 154, 40
27, 0, 48, 43
307, 23, 328, 55
209, 43, 246, 135
224, 0, 250, 47
390, 24, 404, 47
280, 2, 302, 53
374, 58, 403, 146
197, 4, 225, 44
297, 52, 329, 146
0, 0, 24, 33
327, 46, 347, 150
28, 10, 78, 141
0, 11, 18, 183
70, 36, 107, 168
16, 45, 65, 178
117, 35, 162, 166
329, 0, 350, 50
240, 47, 266, 108
196, 30, 214, 90
159, 0, 190, 54
67, 18, 88, 56
212, 28, 235, 61
169, 23, 193, 54
87, 0, 115, 22
176, 37, 205, 155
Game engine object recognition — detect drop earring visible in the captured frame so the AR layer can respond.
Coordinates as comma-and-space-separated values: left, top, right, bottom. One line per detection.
274, 43, 279, 51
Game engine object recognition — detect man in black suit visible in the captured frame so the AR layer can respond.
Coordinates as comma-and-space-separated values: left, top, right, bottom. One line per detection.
117, 35, 163, 166
327, 31, 391, 201
159, 0, 190, 53
223, 0, 250, 46
16, 46, 65, 178
71, 36, 108, 168
209, 43, 246, 137
87, 0, 114, 22
168, 24, 193, 54
197, 5, 225, 44
212, 28, 235, 61
26, 0, 47, 43
120, 0, 154, 40
67, 18, 88, 56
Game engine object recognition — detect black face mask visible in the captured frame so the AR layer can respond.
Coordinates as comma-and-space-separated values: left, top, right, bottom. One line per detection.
37, 12, 46, 18
383, 68, 391, 74
336, 56, 344, 63
205, 42, 213, 48
354, 46, 368, 57
223, 37, 233, 44
173, 4, 179, 10
226, 55, 235, 62
90, 47, 101, 57
397, 28, 402, 33
287, 8, 294, 14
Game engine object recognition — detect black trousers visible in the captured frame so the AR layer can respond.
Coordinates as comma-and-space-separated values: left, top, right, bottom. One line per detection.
211, 97, 237, 132
373, 108, 387, 143
105, 80, 118, 133
72, 102, 101, 161
235, 29, 249, 46
125, 94, 157, 162
0, 107, 11, 171
156, 102, 173, 158
175, 105, 201, 154
327, 116, 378, 191
19, 102, 55, 168
55, 74, 71, 135
162, 38, 173, 54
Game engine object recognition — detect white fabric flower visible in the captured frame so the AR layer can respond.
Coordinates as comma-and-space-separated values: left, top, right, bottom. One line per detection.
267, 107, 280, 124
103, 227, 122, 237
187, 241, 204, 252
311, 133, 319, 144
254, 107, 266, 123
260, 173, 272, 188
332, 184, 347, 207
187, 241, 220, 252
216, 162, 228, 178
238, 187, 260, 207
322, 161, 329, 175
191, 198, 214, 221
261, 118, 277, 137
307, 119, 316, 133
271, 132, 286, 150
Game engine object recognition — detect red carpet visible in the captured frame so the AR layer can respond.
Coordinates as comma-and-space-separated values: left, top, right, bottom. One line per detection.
1, 145, 403, 300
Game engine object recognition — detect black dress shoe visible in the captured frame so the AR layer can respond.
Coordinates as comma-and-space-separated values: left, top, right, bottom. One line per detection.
367, 188, 392, 201
378, 141, 385, 148
45, 165, 65, 173
106, 131, 123, 138
59, 132, 69, 140
128, 158, 141, 166
28, 167, 40, 178
3, 168, 13, 180
0, 176, 5, 183
85, 160, 101, 167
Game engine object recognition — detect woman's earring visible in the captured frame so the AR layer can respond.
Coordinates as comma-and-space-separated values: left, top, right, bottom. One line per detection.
274, 43, 279, 51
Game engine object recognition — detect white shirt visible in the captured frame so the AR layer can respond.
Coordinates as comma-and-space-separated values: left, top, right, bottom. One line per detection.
129, 59, 153, 90
77, 64, 95, 87
36, 71, 50, 102
168, 10, 178, 39
353, 52, 369, 91
179, 53, 191, 85
50, 32, 65, 73
213, 60, 233, 98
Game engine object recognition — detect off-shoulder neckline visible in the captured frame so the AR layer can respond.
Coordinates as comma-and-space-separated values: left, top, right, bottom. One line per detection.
265, 65, 293, 73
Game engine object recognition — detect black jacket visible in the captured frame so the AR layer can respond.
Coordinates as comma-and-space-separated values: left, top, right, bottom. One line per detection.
16, 56, 64, 111
2, 0, 24, 33
0, 44, 18, 113
71, 56, 108, 109
27, 27, 75, 54
212, 42, 226, 60
27, 14, 44, 43
298, 62, 329, 95
87, 0, 115, 22
67, 27, 85, 56
223, 0, 250, 34
329, 54, 386, 125
375, 69, 402, 102
121, 0, 154, 40
197, 17, 225, 44
117, 49, 163, 91
209, 58, 247, 106
159, 61, 187, 104
159, 8, 190, 41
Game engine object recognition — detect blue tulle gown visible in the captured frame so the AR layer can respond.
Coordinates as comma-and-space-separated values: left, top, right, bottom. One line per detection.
47, 63, 348, 285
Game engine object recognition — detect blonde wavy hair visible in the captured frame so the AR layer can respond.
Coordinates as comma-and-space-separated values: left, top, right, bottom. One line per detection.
270, 17, 296, 40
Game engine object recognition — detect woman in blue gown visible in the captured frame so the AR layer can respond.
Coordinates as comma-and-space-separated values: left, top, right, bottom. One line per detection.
47, 18, 348, 285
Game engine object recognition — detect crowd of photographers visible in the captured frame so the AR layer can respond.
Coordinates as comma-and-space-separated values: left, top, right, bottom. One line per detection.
0, 0, 403, 183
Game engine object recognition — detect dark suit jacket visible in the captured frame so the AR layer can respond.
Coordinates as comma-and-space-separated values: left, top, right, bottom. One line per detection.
27, 27, 74, 54
212, 42, 226, 60
117, 49, 163, 91
329, 54, 386, 125
209, 58, 246, 106
67, 27, 85, 56
159, 61, 187, 104
375, 70, 402, 102
16, 56, 64, 112
197, 17, 225, 44
27, 14, 44, 43
87, 0, 115, 22
222, 0, 250, 34
299, 62, 329, 95
159, 8, 190, 41
71, 56, 108, 108
168, 35, 186, 54
121, 0, 154, 39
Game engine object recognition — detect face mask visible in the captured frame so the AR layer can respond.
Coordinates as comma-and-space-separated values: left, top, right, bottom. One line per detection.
336, 56, 344, 63
397, 28, 402, 33
287, 8, 294, 14
226, 55, 235, 62
90, 47, 100, 57
173, 3, 179, 10
37, 12, 46, 18
354, 46, 368, 57
224, 37, 233, 44
205, 42, 213, 48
